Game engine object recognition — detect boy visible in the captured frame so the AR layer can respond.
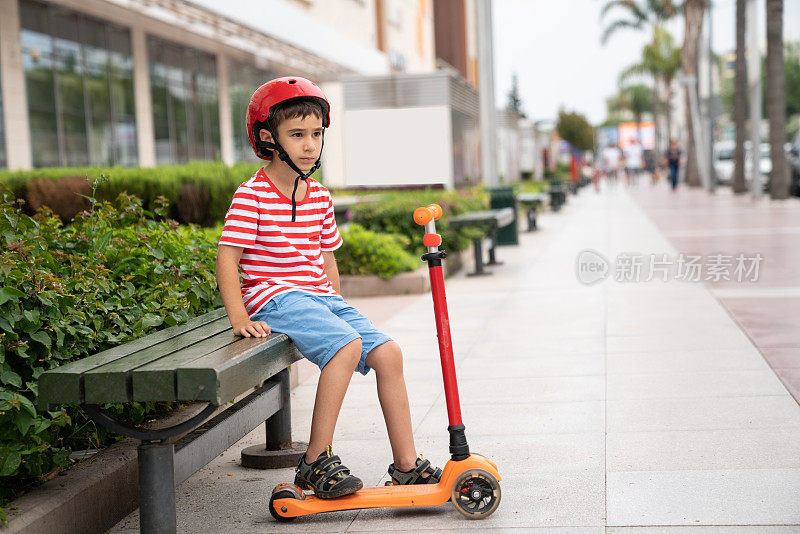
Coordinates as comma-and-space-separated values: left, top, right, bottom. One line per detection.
216, 77, 441, 499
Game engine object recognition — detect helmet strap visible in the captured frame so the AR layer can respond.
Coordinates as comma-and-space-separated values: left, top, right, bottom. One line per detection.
256, 127, 326, 222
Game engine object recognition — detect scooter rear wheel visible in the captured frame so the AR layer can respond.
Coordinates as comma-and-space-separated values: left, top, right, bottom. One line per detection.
450, 468, 501, 519
269, 484, 304, 522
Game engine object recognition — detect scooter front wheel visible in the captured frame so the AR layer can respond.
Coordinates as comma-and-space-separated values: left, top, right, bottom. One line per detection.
450, 468, 501, 519
269, 483, 304, 522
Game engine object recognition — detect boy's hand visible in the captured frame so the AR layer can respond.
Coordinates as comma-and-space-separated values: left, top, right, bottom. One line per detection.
232, 320, 271, 338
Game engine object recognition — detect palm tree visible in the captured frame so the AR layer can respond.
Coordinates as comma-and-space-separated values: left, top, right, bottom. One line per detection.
622, 85, 655, 140
619, 25, 682, 165
681, 0, 709, 188
733, 0, 747, 193
600, 0, 678, 45
766, 0, 789, 199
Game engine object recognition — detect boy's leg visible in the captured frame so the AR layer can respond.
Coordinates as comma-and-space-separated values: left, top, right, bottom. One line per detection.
364, 341, 420, 473
306, 338, 362, 462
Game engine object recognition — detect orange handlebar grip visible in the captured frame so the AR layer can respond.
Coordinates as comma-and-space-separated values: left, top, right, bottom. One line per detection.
427, 204, 442, 220
413, 207, 433, 226
423, 233, 442, 248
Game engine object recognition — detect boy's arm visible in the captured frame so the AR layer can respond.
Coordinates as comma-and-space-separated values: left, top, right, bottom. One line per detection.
216, 245, 270, 338
322, 251, 340, 293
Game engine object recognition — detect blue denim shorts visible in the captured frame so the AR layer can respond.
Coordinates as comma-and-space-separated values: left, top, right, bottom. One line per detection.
251, 291, 392, 375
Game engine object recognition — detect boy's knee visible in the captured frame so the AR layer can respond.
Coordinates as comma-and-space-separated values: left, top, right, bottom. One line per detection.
367, 341, 403, 375
332, 338, 362, 368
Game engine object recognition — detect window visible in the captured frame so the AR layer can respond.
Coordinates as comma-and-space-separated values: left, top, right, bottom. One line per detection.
148, 37, 220, 164
19, 0, 136, 167
227, 59, 278, 162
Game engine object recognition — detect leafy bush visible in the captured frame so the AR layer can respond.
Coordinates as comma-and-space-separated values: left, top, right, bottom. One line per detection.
347, 188, 488, 256
0, 161, 271, 227
336, 224, 418, 278
0, 182, 222, 520
517, 180, 549, 194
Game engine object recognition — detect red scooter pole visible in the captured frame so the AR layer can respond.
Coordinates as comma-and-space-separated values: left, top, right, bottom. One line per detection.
413, 204, 470, 461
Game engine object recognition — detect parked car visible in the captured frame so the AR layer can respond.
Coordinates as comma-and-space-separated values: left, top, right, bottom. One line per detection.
713, 140, 734, 185
714, 141, 769, 190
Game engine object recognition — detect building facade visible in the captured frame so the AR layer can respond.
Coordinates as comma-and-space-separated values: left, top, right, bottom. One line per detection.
0, 0, 440, 171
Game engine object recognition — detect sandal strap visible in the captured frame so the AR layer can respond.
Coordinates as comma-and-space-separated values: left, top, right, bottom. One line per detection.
312, 465, 349, 485
313, 455, 342, 473
413, 459, 431, 476
388, 458, 442, 484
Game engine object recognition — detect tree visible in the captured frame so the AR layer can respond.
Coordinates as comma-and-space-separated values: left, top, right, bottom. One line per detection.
681, 0, 708, 188
766, 0, 789, 199
614, 84, 655, 142
506, 73, 526, 118
556, 110, 595, 151
733, 0, 747, 193
786, 42, 800, 119
600, 0, 678, 45
601, 1, 678, 162
619, 25, 681, 160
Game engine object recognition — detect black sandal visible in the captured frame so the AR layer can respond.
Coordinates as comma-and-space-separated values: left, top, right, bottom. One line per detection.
387, 456, 442, 485
294, 446, 363, 499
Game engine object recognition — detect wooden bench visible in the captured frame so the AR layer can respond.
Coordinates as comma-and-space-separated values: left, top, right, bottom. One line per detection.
38, 308, 304, 534
516, 192, 548, 232
449, 207, 515, 276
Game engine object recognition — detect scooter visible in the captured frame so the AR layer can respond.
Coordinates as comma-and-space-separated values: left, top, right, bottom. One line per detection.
269, 203, 502, 521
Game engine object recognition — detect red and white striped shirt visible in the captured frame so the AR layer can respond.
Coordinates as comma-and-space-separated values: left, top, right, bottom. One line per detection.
219, 168, 343, 316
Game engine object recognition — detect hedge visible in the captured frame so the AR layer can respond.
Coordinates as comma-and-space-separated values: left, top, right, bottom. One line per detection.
346, 187, 489, 256
202, 223, 418, 279
0, 161, 270, 227
336, 224, 418, 278
0, 185, 222, 522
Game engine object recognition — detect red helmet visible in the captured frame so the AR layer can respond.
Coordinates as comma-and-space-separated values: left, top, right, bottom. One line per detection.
246, 76, 330, 161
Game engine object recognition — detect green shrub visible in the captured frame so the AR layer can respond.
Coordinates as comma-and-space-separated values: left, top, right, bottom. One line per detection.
347, 188, 488, 256
335, 224, 418, 278
0, 183, 222, 521
517, 180, 549, 194
0, 161, 271, 227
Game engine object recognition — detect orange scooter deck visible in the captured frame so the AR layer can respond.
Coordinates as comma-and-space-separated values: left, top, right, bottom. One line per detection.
273, 454, 500, 518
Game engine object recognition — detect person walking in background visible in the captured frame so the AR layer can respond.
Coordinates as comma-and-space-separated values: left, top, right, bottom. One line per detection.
623, 138, 644, 187
663, 139, 683, 192
601, 143, 622, 188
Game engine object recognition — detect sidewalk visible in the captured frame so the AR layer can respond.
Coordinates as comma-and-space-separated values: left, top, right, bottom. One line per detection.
110, 184, 800, 533
629, 182, 800, 404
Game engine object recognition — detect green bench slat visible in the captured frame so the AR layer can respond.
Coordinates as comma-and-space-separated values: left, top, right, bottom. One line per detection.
176, 334, 302, 405
38, 309, 228, 408
450, 208, 515, 229
517, 192, 548, 204
128, 329, 239, 402
82, 318, 232, 404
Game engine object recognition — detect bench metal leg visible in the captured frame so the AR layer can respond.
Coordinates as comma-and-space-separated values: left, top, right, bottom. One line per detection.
241, 368, 307, 468
527, 207, 537, 231
138, 441, 176, 534
486, 231, 504, 267
466, 238, 491, 276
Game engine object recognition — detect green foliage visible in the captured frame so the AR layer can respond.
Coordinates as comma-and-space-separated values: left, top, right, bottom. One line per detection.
0, 161, 267, 226
347, 188, 488, 257
336, 224, 418, 279
0, 183, 221, 517
557, 109, 595, 151
506, 73, 526, 118
517, 180, 549, 194
721, 41, 800, 140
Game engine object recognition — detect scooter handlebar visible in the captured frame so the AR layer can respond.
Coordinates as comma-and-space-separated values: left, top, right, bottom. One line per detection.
412, 204, 443, 226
